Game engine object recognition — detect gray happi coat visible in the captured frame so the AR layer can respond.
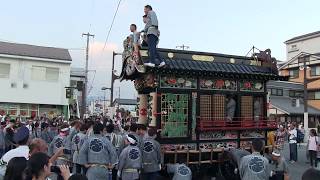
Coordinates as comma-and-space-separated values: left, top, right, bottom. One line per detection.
239, 152, 271, 180
141, 135, 161, 173
71, 132, 86, 164
118, 144, 142, 180
48, 134, 71, 165
78, 134, 118, 180
167, 163, 192, 180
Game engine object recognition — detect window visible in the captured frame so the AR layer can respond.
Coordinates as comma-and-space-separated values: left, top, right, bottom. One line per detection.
289, 90, 303, 98
46, 67, 59, 81
308, 91, 320, 100
0, 63, 10, 78
271, 88, 283, 96
289, 69, 299, 78
32, 66, 59, 81
310, 66, 320, 76
32, 66, 46, 80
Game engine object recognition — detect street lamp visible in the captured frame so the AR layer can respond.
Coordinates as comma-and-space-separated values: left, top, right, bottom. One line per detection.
101, 87, 111, 116
110, 51, 122, 107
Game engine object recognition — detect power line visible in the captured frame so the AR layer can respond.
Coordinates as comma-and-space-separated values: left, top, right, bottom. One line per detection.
102, 0, 122, 52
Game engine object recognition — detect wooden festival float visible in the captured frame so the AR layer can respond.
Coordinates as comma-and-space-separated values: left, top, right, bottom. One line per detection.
119, 43, 287, 170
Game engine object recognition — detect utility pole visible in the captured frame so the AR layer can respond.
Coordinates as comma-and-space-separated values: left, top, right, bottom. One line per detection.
110, 51, 122, 106
302, 55, 310, 139
82, 32, 95, 118
176, 44, 190, 50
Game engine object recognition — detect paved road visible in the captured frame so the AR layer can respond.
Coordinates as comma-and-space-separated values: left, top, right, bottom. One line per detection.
282, 143, 319, 180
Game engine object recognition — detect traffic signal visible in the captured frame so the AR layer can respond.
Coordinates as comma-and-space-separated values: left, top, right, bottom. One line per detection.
77, 81, 84, 91
66, 88, 72, 99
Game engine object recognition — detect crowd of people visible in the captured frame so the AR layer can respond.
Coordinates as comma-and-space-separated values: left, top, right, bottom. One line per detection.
0, 114, 320, 180
268, 122, 320, 168
0, 113, 192, 180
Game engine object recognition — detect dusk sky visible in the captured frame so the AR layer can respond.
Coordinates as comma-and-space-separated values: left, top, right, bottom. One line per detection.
1, 0, 320, 100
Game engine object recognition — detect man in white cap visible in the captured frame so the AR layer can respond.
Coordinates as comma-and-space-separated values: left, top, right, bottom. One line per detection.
270, 150, 289, 180
117, 134, 142, 180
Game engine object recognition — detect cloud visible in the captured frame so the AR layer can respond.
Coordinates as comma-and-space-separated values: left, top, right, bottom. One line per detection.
88, 41, 120, 70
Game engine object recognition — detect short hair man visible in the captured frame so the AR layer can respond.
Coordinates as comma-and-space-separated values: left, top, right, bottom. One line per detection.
239, 139, 271, 180
142, 5, 165, 68
302, 168, 320, 180
130, 24, 140, 54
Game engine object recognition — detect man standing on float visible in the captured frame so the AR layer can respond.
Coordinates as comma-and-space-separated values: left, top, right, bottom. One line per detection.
142, 5, 165, 68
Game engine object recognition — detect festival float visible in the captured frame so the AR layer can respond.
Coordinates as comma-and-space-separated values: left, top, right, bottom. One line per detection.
119, 41, 287, 177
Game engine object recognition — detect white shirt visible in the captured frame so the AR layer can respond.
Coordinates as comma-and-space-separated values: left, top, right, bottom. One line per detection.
308, 136, 319, 151
288, 129, 297, 144
2, 145, 29, 163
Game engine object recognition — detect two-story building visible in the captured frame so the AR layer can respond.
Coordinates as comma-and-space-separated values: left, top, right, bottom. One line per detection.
0, 41, 72, 119
267, 80, 320, 128
280, 31, 320, 112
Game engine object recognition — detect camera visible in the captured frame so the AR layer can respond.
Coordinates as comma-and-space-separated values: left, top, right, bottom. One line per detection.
50, 166, 61, 174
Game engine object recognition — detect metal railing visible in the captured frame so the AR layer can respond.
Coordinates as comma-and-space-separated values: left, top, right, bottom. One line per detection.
197, 116, 277, 131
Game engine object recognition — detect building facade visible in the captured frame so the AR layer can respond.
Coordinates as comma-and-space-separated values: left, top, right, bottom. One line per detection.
285, 30, 320, 60
0, 41, 72, 119
280, 31, 320, 111
267, 81, 320, 128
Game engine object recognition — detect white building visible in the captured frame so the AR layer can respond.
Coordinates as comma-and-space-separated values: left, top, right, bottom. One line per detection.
285, 30, 320, 61
0, 41, 72, 119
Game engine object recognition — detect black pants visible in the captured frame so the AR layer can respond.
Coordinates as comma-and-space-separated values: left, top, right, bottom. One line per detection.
289, 143, 297, 161
309, 150, 318, 167
75, 164, 87, 175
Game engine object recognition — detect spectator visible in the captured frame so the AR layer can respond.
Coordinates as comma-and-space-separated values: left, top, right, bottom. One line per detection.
2, 126, 29, 163
0, 122, 6, 157
288, 123, 298, 163
3, 157, 27, 180
276, 125, 286, 152
239, 139, 270, 180
29, 138, 64, 164
307, 129, 319, 168
4, 127, 16, 152
24, 152, 52, 180
301, 168, 320, 180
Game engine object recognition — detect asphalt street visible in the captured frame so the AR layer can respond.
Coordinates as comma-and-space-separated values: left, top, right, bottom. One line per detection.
282, 143, 319, 180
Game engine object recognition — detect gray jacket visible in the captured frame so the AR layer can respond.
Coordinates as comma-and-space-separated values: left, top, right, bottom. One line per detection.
48, 134, 71, 165
118, 145, 142, 180
239, 152, 271, 180
144, 10, 159, 37
141, 136, 161, 173
78, 134, 118, 166
71, 132, 86, 164
167, 163, 192, 180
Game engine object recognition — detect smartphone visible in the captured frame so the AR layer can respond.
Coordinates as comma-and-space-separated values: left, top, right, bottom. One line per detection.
63, 149, 72, 155
50, 166, 61, 174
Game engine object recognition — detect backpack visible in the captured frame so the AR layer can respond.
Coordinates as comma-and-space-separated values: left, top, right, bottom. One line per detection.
296, 129, 304, 143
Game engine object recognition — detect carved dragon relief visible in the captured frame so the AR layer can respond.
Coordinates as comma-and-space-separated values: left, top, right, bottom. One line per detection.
122, 37, 146, 77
